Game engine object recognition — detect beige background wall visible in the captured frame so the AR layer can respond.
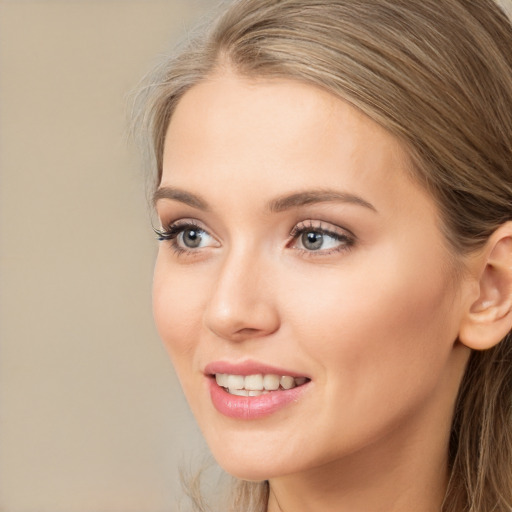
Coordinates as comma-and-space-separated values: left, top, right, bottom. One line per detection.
1, 1, 511, 511
0, 1, 214, 511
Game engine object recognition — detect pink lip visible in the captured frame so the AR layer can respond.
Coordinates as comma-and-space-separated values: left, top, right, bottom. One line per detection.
204, 360, 310, 378
204, 360, 311, 420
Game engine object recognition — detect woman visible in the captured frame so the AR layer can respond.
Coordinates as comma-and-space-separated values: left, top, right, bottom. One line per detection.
137, 0, 512, 510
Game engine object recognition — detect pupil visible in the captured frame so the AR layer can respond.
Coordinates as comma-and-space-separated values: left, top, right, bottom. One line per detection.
302, 231, 323, 250
183, 229, 202, 248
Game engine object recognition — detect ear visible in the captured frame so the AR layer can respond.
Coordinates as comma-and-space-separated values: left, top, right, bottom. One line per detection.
459, 221, 512, 350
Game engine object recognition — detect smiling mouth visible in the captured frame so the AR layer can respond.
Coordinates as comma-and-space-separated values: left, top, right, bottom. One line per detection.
214, 373, 310, 397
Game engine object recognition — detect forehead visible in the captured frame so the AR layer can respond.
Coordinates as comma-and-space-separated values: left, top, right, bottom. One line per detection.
165, 71, 396, 154
161, 71, 428, 217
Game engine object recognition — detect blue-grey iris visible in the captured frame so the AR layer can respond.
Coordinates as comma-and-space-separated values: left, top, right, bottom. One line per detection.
302, 231, 323, 250
183, 228, 202, 248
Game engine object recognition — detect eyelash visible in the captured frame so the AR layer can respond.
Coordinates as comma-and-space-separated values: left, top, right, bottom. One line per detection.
154, 220, 355, 257
153, 221, 205, 257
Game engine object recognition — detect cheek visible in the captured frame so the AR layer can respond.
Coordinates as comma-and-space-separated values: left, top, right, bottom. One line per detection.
272, 251, 462, 462
152, 252, 205, 371
285, 247, 459, 396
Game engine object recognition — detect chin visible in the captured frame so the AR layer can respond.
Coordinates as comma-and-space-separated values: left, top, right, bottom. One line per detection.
203, 433, 289, 481
206, 431, 321, 483
218, 462, 272, 482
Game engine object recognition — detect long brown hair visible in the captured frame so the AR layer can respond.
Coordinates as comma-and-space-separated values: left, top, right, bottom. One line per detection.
137, 1, 512, 510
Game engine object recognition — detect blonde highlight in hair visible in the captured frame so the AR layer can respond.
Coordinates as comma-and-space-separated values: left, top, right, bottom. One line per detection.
137, 1, 512, 510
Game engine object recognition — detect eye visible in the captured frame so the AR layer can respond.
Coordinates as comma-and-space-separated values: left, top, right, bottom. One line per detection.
154, 221, 219, 253
289, 221, 354, 254
178, 226, 208, 249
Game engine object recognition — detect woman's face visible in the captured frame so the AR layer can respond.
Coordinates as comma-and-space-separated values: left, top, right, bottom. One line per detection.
153, 72, 471, 481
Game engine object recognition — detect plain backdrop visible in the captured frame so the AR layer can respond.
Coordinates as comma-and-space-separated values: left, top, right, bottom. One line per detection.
1, 0, 511, 511
0, 1, 215, 511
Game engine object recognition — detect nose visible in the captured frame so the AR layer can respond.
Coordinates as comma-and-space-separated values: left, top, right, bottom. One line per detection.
203, 247, 280, 342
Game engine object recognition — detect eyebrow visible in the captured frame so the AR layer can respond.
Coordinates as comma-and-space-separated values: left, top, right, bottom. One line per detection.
153, 186, 377, 213
268, 189, 377, 213
153, 187, 210, 210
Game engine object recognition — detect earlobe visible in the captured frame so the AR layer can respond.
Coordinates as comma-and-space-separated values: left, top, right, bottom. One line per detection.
459, 222, 512, 351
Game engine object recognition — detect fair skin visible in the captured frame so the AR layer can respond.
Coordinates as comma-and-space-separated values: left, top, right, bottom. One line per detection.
153, 71, 478, 512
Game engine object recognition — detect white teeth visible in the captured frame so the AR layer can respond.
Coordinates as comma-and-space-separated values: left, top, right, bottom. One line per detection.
280, 376, 296, 390
215, 373, 308, 395
245, 374, 264, 391
263, 374, 280, 391
230, 389, 250, 397
215, 373, 228, 387
249, 390, 269, 396
226, 374, 245, 390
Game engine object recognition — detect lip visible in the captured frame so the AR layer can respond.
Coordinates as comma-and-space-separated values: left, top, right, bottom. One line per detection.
204, 359, 311, 420
204, 360, 310, 378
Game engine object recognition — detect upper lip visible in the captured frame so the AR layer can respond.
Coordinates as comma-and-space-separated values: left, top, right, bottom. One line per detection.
204, 359, 310, 378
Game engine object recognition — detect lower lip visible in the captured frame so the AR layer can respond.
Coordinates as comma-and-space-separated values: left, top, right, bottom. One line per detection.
208, 378, 310, 419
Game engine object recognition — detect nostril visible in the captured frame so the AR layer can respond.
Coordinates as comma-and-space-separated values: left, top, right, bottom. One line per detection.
236, 327, 261, 336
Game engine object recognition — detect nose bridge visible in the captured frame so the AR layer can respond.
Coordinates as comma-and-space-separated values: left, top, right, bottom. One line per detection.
203, 240, 279, 340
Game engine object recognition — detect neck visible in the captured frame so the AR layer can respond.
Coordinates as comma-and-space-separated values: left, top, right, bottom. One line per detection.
267, 437, 449, 512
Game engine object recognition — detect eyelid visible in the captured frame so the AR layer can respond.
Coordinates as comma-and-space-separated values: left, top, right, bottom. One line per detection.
289, 219, 355, 239
155, 218, 210, 237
